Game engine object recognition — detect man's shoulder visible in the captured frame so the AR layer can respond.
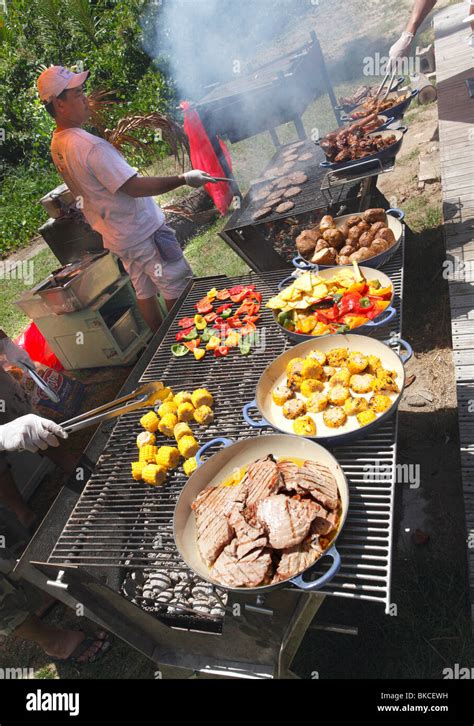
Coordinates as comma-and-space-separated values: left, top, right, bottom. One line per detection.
51, 128, 105, 153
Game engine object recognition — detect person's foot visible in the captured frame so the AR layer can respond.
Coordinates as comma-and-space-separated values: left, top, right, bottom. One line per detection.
45, 630, 110, 664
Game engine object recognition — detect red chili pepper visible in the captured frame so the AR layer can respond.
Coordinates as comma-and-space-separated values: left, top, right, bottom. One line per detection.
175, 327, 195, 341
177, 317, 195, 329
204, 312, 218, 323
216, 288, 231, 300
227, 316, 243, 328
216, 303, 233, 314
251, 291, 262, 304
214, 346, 230, 357
183, 339, 201, 351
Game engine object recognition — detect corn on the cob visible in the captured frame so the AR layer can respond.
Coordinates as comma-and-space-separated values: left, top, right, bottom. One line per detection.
131, 461, 146, 481
142, 464, 167, 486
140, 410, 160, 433
177, 402, 195, 422
155, 446, 180, 469
158, 413, 178, 437
193, 405, 214, 426
139, 445, 158, 463
158, 401, 178, 417
178, 435, 199, 459
136, 431, 156, 449
174, 391, 193, 406
173, 422, 193, 442
191, 388, 213, 408
183, 457, 198, 476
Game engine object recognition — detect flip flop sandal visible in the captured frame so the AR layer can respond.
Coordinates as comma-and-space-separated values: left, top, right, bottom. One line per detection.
52, 634, 111, 665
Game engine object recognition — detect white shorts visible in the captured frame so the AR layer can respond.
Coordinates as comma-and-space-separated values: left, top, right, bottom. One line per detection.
119, 225, 193, 300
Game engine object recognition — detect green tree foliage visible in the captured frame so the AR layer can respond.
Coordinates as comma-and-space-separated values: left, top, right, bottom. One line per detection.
0, 0, 173, 171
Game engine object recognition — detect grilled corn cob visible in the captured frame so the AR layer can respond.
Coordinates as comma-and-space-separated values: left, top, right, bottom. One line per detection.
155, 446, 180, 469
140, 410, 160, 433
142, 464, 167, 486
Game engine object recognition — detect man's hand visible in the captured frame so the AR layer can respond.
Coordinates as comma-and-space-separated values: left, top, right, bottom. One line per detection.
183, 170, 218, 188
0, 414, 68, 453
388, 31, 414, 70
0, 337, 33, 368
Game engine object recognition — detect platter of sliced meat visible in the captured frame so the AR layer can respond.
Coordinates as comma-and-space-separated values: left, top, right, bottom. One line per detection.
173, 434, 348, 592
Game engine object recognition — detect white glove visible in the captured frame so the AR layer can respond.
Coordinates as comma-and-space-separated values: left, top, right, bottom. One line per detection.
0, 414, 68, 453
388, 31, 414, 70
0, 338, 33, 368
183, 170, 217, 188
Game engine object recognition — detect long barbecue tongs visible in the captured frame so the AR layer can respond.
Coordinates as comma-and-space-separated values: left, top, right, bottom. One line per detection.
60, 382, 168, 434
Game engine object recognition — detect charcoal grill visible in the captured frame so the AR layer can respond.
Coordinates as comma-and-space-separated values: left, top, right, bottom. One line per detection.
220, 140, 375, 271
17, 240, 404, 677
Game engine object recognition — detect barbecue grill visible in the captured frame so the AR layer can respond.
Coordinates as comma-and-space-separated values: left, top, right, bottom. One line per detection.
220, 140, 374, 272
17, 240, 404, 678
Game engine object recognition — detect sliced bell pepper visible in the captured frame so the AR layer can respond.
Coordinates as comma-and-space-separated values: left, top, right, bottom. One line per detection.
239, 341, 252, 356
365, 300, 390, 319
183, 339, 201, 351
221, 308, 234, 319
204, 312, 218, 323
182, 328, 198, 341
175, 326, 195, 342
178, 317, 195, 329
206, 336, 221, 350
214, 346, 230, 357
207, 287, 219, 300
343, 314, 368, 330
297, 316, 317, 334
216, 288, 230, 300
194, 348, 206, 361
226, 316, 243, 328
228, 284, 255, 296
216, 303, 233, 314
171, 344, 189, 357
196, 296, 214, 314
242, 314, 261, 325
194, 314, 207, 331
200, 327, 213, 343
338, 292, 362, 316
225, 330, 240, 347
240, 322, 257, 336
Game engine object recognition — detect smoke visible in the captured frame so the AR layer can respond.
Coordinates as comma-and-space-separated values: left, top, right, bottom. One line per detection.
142, 0, 312, 100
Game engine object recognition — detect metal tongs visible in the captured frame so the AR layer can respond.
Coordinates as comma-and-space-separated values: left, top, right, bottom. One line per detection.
60, 382, 168, 434
374, 66, 398, 101
19, 362, 60, 404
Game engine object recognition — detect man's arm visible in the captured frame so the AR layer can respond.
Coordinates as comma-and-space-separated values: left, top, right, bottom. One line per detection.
405, 0, 438, 35
119, 174, 185, 198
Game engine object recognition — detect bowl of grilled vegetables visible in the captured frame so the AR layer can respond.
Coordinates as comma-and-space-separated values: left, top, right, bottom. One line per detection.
267, 267, 395, 342
243, 334, 412, 445
291, 208, 404, 270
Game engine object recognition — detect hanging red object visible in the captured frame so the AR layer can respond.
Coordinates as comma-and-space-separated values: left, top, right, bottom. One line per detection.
180, 101, 234, 215
14, 322, 64, 371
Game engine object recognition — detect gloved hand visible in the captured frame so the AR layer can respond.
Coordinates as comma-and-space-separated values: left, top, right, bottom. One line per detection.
0, 414, 68, 453
388, 31, 414, 70
183, 170, 217, 188
0, 337, 33, 368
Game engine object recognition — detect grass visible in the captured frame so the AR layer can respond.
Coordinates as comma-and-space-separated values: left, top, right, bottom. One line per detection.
0, 246, 58, 339
402, 196, 442, 232
184, 217, 250, 278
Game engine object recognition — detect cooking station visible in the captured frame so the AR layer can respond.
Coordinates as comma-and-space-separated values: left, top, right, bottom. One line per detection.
16, 233, 405, 677
219, 138, 395, 273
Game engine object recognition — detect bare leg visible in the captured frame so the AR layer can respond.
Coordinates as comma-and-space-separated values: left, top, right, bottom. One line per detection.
137, 296, 163, 333
0, 469, 36, 530
13, 615, 109, 662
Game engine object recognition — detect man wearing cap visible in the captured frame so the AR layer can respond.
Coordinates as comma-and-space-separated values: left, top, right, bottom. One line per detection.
37, 66, 218, 333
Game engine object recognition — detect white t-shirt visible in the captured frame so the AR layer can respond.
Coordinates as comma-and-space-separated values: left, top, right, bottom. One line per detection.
50, 128, 165, 254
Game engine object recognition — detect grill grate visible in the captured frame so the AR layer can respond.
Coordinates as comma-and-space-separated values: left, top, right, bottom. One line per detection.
223, 141, 361, 232
48, 242, 404, 614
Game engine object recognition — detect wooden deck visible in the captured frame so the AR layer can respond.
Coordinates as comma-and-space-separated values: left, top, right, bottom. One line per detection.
434, 2, 474, 624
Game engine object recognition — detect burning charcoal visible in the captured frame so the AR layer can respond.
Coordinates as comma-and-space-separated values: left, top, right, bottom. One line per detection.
150, 573, 171, 591
192, 599, 211, 614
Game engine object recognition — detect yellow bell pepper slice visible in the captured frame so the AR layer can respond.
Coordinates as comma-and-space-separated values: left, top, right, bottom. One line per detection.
207, 287, 219, 300
225, 331, 240, 347
298, 316, 317, 334
193, 348, 206, 361
206, 336, 221, 350
344, 315, 368, 329
194, 314, 207, 331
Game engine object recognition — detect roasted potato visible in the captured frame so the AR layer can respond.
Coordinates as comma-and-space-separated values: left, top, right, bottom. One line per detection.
359, 231, 375, 248
319, 215, 336, 232
322, 228, 345, 249
339, 222, 351, 239
363, 208, 386, 224
315, 239, 331, 252
348, 225, 363, 244
347, 215, 363, 227
350, 248, 374, 263
338, 255, 351, 265
370, 238, 390, 255
311, 247, 338, 265
296, 233, 317, 257
357, 221, 370, 233
377, 227, 396, 246
370, 221, 386, 235
340, 244, 356, 257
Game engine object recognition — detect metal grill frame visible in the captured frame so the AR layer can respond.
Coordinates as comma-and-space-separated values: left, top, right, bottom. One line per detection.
47, 237, 405, 615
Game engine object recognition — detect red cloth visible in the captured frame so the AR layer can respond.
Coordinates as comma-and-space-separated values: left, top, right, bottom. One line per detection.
181, 101, 233, 215
14, 322, 64, 371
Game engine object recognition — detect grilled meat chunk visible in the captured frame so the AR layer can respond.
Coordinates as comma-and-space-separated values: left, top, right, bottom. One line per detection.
276, 460, 300, 493
212, 545, 272, 588
192, 485, 246, 566
228, 510, 268, 561
298, 460, 339, 510
273, 535, 323, 582
256, 494, 320, 549
241, 455, 282, 507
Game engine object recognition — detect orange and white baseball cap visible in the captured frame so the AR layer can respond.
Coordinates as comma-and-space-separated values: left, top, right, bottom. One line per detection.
37, 66, 90, 104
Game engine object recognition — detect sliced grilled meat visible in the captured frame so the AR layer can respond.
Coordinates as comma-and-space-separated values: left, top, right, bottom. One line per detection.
241, 455, 282, 507
256, 494, 320, 549
212, 545, 272, 588
273, 535, 323, 582
192, 485, 246, 566
311, 508, 339, 535
228, 510, 268, 560
276, 460, 300, 493
298, 460, 339, 510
